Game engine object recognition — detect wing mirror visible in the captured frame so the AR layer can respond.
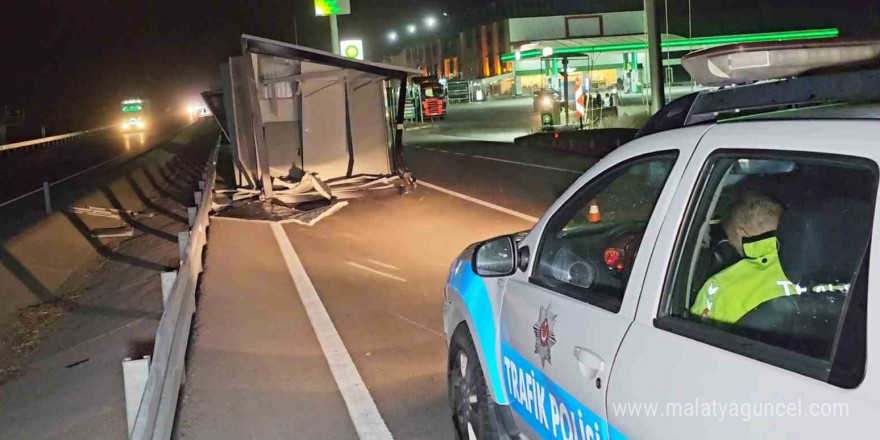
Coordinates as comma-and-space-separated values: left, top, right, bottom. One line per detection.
473, 236, 529, 277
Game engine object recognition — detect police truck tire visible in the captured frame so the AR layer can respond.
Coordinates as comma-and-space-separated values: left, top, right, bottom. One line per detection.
448, 327, 501, 440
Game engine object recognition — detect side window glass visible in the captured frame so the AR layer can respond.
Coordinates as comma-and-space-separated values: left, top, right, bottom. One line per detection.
660, 152, 875, 386
532, 153, 677, 312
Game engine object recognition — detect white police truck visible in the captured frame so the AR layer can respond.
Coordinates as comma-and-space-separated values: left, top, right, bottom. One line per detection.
443, 39, 880, 439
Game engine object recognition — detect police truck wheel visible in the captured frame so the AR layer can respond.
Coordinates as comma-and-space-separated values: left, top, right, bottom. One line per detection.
448, 328, 500, 440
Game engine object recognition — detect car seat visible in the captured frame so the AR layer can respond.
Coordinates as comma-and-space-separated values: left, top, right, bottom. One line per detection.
732, 199, 872, 358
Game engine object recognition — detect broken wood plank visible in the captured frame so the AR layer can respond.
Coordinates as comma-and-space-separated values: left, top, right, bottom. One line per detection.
91, 227, 135, 238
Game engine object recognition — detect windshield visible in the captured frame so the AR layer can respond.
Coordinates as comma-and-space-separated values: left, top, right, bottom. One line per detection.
423, 85, 443, 98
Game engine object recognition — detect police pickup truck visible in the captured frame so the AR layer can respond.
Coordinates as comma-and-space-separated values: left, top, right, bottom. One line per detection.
443, 39, 880, 439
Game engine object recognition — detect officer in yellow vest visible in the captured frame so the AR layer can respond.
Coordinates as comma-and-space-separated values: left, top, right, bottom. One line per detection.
691, 193, 792, 324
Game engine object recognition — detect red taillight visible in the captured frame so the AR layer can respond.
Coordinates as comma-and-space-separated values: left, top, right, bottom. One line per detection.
604, 248, 622, 268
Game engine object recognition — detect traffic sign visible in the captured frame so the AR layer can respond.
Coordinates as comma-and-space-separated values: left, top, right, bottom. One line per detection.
575, 79, 587, 118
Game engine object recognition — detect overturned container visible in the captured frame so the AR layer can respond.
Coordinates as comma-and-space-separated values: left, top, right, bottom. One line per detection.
205, 34, 422, 206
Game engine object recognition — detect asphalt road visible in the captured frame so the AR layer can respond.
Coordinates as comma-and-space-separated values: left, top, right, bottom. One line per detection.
0, 116, 191, 206
414, 98, 540, 143
176, 105, 597, 439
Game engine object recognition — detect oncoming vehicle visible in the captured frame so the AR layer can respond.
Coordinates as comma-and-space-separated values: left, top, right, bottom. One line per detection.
443, 39, 880, 439
120, 98, 148, 132
533, 88, 561, 112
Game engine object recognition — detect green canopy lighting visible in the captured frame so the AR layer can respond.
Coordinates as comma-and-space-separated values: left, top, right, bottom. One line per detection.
501, 28, 840, 62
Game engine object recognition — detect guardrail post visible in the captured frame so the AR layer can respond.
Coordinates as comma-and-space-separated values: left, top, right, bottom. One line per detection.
187, 207, 197, 226
177, 231, 190, 264
161, 271, 178, 307
123, 356, 151, 438
42, 182, 51, 214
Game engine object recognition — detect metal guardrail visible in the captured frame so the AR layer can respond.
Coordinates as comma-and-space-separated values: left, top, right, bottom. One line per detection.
126, 135, 221, 440
447, 80, 471, 104
0, 126, 111, 152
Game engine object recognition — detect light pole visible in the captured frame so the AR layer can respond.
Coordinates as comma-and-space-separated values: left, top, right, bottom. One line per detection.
330, 15, 340, 54
644, 0, 665, 112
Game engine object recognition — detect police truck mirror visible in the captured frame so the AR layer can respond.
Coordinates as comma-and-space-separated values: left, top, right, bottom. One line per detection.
474, 236, 517, 277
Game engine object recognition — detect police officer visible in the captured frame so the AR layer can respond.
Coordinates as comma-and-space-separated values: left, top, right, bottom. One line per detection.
691, 192, 792, 324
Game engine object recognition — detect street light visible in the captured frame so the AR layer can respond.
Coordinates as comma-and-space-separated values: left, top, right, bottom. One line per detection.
425, 16, 437, 28
407, 24, 416, 34
388, 31, 398, 42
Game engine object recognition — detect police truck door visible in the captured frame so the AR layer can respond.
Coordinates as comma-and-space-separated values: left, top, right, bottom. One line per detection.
498, 136, 689, 439
607, 121, 879, 439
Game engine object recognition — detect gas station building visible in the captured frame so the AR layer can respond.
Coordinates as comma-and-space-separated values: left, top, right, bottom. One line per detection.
385, 9, 839, 98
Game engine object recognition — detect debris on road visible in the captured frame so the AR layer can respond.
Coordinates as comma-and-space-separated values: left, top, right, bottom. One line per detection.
275, 172, 333, 199
215, 198, 348, 226
272, 173, 414, 205
8, 300, 68, 354
91, 227, 135, 238
68, 205, 152, 220
64, 358, 89, 368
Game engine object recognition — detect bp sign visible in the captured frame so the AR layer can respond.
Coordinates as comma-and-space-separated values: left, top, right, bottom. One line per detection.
315, 0, 350, 16
340, 39, 364, 60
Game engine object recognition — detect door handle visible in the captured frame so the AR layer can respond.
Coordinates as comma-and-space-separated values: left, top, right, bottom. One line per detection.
573, 346, 605, 379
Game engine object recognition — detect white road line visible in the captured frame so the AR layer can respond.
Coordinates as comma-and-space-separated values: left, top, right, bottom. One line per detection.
270, 223, 393, 440
418, 181, 539, 223
365, 258, 400, 271
470, 155, 581, 174
451, 152, 467, 156
347, 261, 408, 282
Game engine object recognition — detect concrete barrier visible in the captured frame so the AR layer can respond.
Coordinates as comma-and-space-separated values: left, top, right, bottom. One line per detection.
513, 128, 638, 158
0, 121, 211, 327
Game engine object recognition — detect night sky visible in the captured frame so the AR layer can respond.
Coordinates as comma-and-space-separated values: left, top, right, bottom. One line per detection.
1, 0, 878, 135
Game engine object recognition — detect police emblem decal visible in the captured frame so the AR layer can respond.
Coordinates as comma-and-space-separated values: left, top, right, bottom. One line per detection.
533, 304, 557, 367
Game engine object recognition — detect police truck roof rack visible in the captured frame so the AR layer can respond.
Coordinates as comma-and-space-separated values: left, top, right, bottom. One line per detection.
636, 38, 880, 138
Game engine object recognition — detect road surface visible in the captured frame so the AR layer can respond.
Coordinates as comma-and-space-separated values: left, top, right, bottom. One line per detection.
0, 117, 190, 206
176, 106, 598, 439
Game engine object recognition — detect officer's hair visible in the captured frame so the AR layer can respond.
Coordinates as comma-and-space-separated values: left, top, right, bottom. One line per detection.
726, 192, 783, 233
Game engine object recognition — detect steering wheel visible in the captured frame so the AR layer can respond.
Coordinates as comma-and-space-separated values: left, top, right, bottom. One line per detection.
551, 246, 622, 291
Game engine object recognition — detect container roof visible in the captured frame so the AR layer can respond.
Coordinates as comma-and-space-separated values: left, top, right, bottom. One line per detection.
242, 34, 422, 79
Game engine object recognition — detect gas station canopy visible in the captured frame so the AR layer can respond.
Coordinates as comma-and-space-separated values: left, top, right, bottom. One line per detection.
503, 28, 840, 61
